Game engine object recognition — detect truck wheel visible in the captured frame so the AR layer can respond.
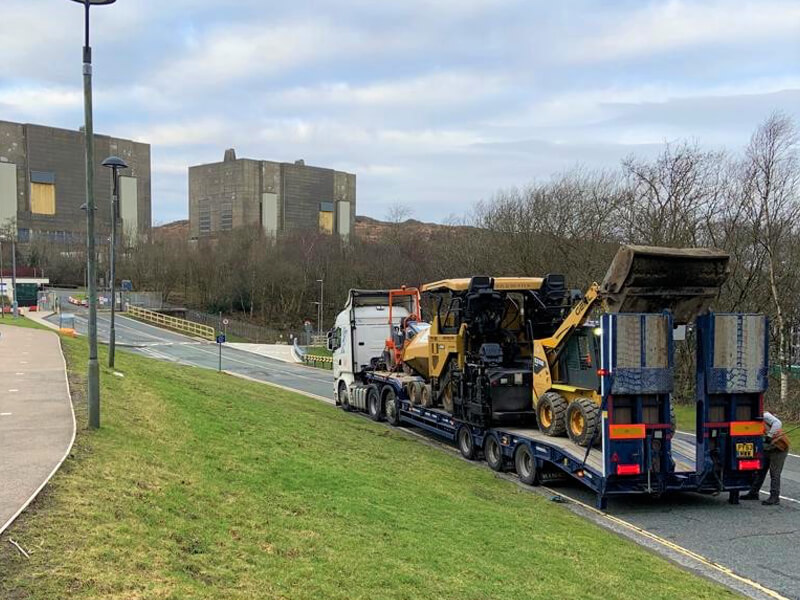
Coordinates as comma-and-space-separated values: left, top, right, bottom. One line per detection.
566, 398, 600, 447
384, 387, 401, 426
339, 381, 351, 411
457, 425, 476, 460
537, 392, 567, 436
484, 434, 504, 472
669, 404, 677, 434
514, 444, 540, 486
367, 385, 383, 421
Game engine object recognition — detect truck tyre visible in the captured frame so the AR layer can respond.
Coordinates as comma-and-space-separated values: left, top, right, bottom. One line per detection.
669, 404, 677, 434
457, 425, 476, 460
566, 397, 600, 447
384, 387, 401, 426
366, 385, 383, 421
484, 434, 504, 472
420, 385, 432, 408
537, 392, 567, 436
339, 381, 351, 411
514, 444, 540, 486
409, 382, 422, 405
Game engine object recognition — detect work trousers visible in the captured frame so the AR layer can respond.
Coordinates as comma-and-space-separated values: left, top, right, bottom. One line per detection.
750, 449, 788, 498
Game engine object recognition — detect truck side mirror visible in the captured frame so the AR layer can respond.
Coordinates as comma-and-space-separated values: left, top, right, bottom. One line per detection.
326, 329, 334, 351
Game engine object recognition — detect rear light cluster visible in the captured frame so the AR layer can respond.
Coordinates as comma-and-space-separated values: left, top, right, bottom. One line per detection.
738, 459, 761, 471
616, 464, 641, 476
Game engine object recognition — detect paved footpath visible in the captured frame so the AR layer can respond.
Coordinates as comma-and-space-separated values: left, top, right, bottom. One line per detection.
0, 324, 75, 535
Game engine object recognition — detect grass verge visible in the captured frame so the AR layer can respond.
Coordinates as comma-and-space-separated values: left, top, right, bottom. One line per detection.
0, 324, 738, 599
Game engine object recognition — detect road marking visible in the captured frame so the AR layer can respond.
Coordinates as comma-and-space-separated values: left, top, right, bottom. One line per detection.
758, 489, 800, 505
8, 389, 18, 392
19, 361, 27, 364
15, 372, 24, 375
542, 485, 791, 600
224, 370, 333, 404
0, 412, 12, 416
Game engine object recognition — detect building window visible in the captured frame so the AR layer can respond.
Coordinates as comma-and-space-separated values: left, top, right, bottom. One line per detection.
30, 171, 57, 215
199, 200, 211, 235
220, 202, 233, 231
319, 201, 334, 234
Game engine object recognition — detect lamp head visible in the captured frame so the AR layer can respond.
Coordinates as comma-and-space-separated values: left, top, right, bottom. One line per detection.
102, 156, 128, 170
70, 0, 118, 5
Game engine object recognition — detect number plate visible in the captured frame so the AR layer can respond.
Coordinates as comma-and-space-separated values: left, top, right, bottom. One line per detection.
736, 442, 754, 458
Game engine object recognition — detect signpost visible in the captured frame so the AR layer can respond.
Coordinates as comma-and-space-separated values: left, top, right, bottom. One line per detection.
217, 317, 229, 372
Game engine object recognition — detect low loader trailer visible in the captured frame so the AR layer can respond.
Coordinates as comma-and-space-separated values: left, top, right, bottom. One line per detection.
332, 294, 769, 508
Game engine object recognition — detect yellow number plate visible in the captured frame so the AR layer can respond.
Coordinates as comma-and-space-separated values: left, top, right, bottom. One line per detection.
736, 442, 754, 458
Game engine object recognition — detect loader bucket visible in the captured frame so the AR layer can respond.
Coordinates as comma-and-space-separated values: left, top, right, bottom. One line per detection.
600, 245, 730, 324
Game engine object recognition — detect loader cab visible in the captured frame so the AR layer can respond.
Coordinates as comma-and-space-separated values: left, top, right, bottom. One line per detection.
555, 325, 602, 392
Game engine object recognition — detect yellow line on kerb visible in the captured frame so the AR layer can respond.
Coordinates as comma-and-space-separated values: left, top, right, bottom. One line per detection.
543, 486, 790, 600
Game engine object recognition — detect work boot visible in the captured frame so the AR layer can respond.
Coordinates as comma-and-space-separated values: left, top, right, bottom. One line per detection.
761, 495, 780, 506
741, 492, 760, 500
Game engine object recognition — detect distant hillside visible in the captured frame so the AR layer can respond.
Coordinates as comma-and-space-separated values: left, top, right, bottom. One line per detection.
151, 216, 456, 242
152, 220, 189, 241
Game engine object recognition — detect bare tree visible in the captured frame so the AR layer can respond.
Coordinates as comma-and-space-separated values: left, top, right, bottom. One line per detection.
741, 112, 800, 403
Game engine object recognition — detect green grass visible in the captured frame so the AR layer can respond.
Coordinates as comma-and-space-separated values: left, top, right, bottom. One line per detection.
673, 403, 799, 448
0, 327, 738, 600
304, 345, 332, 358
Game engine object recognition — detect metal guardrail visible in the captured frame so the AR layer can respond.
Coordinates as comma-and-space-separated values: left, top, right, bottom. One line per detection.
127, 305, 215, 341
303, 354, 333, 369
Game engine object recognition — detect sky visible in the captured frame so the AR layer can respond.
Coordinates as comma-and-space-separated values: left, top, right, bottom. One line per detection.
1, 0, 799, 224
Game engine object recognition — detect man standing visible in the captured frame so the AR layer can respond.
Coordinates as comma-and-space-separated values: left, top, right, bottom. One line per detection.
743, 411, 791, 505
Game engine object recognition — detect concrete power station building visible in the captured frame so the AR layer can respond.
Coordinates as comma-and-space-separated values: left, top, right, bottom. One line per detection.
188, 149, 355, 240
0, 120, 151, 244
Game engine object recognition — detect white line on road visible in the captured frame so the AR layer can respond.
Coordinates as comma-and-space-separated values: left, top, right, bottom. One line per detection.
8, 389, 18, 392
0, 412, 12, 416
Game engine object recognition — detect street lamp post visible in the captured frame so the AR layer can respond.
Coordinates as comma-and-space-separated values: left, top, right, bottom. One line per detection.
102, 155, 127, 368
316, 279, 324, 337
69, 0, 118, 429
0, 239, 4, 318
10, 234, 17, 318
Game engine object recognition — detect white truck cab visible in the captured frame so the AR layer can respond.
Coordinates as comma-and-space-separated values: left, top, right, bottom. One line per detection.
328, 290, 412, 406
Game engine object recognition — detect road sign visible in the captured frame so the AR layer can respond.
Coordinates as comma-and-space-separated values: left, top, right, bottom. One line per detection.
223, 318, 229, 326
216, 334, 226, 344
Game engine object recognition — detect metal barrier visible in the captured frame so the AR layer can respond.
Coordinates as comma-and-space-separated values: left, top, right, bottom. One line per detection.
127, 305, 215, 341
303, 353, 333, 370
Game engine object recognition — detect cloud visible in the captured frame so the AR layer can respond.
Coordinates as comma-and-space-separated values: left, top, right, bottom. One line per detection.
567, 0, 800, 63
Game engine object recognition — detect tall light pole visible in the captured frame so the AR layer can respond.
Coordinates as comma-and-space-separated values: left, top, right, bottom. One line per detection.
102, 155, 127, 368
316, 279, 324, 337
0, 238, 4, 318
69, 0, 118, 429
10, 233, 17, 318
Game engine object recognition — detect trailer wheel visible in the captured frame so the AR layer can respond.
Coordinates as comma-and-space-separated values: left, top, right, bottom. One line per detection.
383, 387, 401, 426
366, 385, 383, 421
484, 434, 504, 472
537, 392, 567, 436
566, 397, 600, 447
339, 381, 351, 411
457, 425, 477, 460
514, 444, 540, 486
669, 404, 677, 434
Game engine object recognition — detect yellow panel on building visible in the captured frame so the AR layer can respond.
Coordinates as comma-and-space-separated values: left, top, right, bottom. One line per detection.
31, 182, 56, 215
319, 210, 334, 234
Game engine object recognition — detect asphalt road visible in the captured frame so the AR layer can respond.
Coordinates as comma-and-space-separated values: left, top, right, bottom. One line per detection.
54, 310, 799, 599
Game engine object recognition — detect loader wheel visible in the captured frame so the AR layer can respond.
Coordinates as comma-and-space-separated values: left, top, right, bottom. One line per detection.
457, 425, 476, 460
420, 385, 432, 408
484, 434, 504, 472
514, 444, 540, 486
566, 397, 600, 447
537, 392, 568, 436
339, 381, 351, 411
409, 382, 422, 405
367, 385, 383, 421
442, 382, 454, 413
383, 387, 401, 426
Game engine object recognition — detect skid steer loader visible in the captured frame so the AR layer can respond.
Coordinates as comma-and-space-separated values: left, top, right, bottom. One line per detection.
532, 245, 730, 446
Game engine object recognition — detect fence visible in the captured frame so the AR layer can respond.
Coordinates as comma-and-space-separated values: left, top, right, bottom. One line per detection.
184, 309, 288, 343
127, 305, 215, 341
